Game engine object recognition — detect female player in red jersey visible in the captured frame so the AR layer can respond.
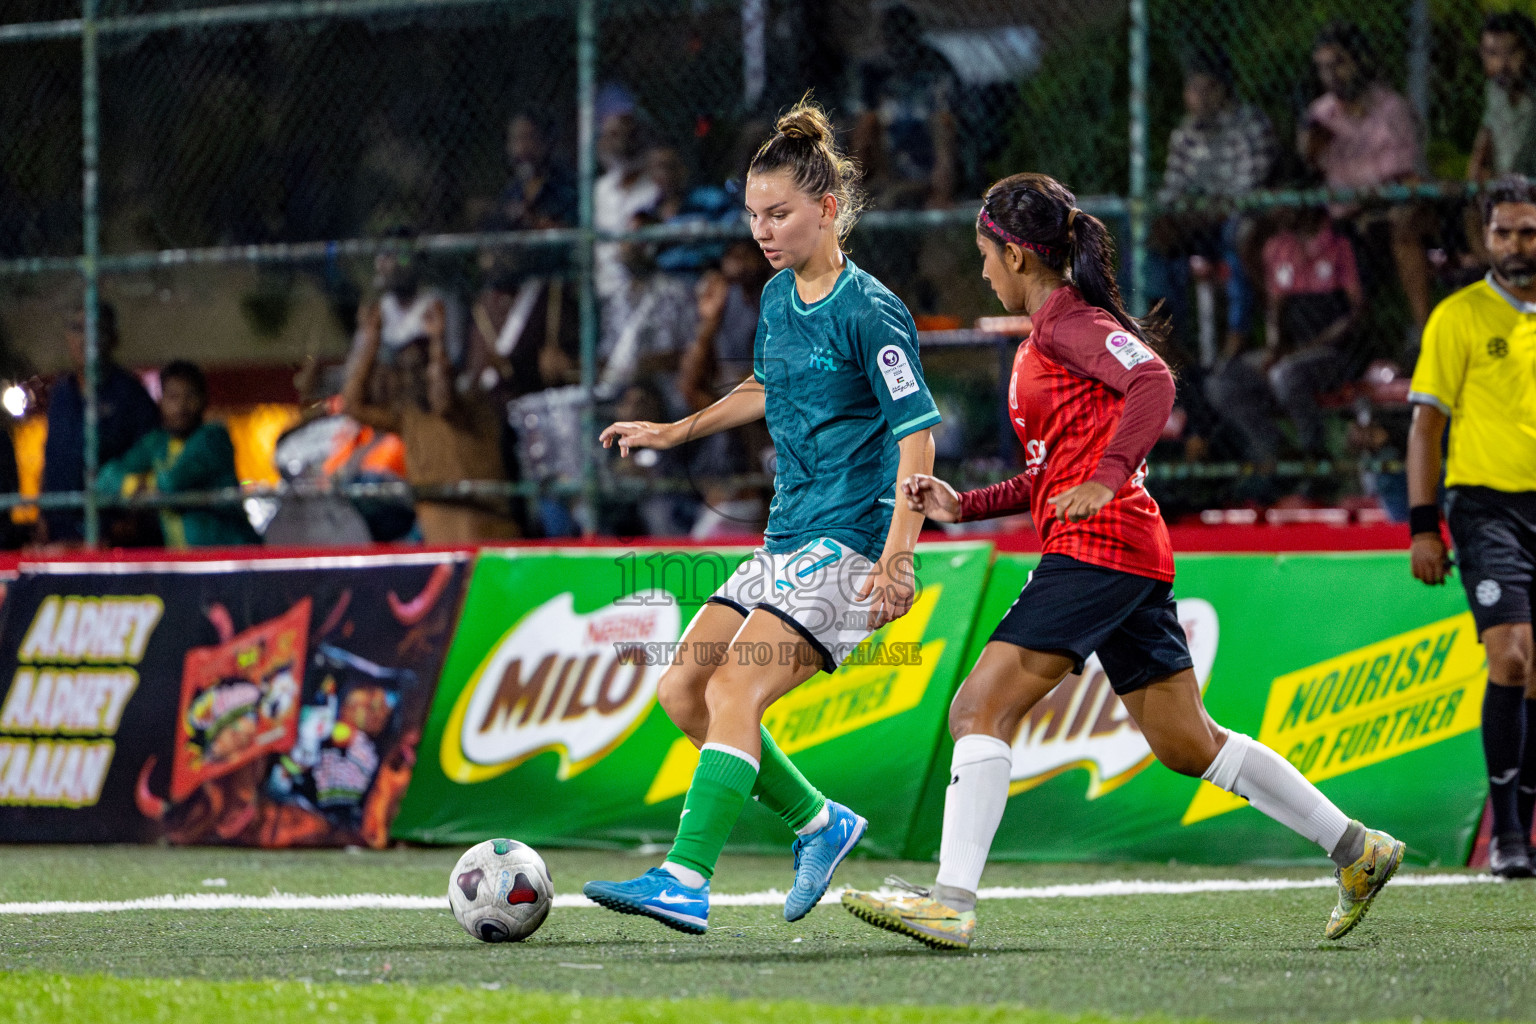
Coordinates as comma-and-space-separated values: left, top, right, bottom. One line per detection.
842, 172, 1404, 949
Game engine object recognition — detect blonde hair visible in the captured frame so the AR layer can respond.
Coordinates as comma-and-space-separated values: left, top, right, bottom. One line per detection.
748, 97, 866, 241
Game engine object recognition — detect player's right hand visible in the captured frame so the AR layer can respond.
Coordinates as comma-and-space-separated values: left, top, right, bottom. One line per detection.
600, 420, 676, 458
901, 473, 960, 522
1410, 533, 1449, 586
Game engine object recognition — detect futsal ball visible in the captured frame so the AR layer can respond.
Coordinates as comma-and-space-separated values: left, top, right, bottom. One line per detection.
448, 838, 553, 943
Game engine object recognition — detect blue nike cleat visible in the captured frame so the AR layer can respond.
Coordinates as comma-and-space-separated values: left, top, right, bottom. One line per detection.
582, 868, 709, 935
784, 801, 868, 922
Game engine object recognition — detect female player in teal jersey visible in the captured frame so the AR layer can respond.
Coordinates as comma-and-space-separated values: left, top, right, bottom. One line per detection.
584, 100, 942, 934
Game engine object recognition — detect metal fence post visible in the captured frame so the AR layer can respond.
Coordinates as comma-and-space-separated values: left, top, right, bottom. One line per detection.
1128, 0, 1149, 317
576, 0, 599, 534
1408, 0, 1430, 136
81, 0, 102, 547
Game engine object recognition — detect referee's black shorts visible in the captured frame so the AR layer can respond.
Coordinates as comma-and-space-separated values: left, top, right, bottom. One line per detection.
988, 554, 1194, 695
1445, 485, 1536, 634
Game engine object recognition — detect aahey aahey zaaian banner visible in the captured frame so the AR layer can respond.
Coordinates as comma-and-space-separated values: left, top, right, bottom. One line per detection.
0, 552, 469, 847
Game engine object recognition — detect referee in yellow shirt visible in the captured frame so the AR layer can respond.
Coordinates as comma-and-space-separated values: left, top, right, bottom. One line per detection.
1408, 175, 1536, 878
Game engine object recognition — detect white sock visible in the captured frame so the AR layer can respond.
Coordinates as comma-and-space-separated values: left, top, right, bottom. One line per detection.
795, 802, 831, 836
935, 734, 1013, 894
1202, 732, 1349, 853
661, 861, 707, 889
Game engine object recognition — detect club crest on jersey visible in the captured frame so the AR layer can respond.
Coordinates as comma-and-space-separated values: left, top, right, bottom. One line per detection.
808, 345, 837, 372
1105, 331, 1154, 370
442, 591, 680, 783
876, 345, 919, 400
1007, 599, 1219, 799
1023, 439, 1048, 477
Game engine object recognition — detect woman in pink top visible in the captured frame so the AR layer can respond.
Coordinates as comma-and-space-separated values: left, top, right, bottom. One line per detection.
1299, 21, 1434, 334
1206, 206, 1365, 464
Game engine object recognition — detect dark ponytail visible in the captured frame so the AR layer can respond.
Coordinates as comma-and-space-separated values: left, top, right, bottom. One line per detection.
978, 172, 1167, 347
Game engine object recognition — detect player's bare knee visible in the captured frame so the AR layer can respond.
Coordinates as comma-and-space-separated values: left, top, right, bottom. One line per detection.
1146, 726, 1220, 777
1154, 741, 1215, 778
1486, 639, 1533, 688
701, 667, 768, 724
657, 666, 709, 735
948, 701, 979, 740
948, 676, 1009, 740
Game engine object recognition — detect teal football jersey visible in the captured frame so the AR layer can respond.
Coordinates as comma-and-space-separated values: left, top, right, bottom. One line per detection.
752, 258, 941, 561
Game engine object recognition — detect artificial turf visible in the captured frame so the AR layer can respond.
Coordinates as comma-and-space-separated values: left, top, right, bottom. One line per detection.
0, 846, 1532, 1024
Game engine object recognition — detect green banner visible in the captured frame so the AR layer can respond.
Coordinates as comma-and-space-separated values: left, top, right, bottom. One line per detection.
903, 553, 1486, 867
391, 542, 994, 858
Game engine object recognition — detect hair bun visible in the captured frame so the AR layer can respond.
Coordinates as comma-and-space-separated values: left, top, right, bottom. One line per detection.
750, 95, 866, 243
774, 101, 835, 146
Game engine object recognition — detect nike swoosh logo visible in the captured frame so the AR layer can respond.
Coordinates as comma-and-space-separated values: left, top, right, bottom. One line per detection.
654, 891, 697, 905
1492, 769, 1520, 785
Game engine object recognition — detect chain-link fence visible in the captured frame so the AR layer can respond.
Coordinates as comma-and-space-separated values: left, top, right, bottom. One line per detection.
0, 0, 1510, 546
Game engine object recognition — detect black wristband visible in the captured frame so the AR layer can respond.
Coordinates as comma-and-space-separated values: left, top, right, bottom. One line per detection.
1408, 504, 1441, 537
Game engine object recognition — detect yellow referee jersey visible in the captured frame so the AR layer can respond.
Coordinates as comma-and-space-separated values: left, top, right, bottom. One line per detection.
1410, 274, 1536, 492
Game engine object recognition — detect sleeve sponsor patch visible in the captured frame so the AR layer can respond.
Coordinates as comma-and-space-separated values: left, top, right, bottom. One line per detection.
876, 344, 920, 400
1105, 330, 1154, 370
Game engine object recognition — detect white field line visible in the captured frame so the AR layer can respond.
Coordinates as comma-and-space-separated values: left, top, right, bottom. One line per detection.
0, 872, 1496, 916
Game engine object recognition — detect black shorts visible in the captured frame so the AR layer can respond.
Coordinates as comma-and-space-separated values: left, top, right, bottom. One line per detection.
1445, 485, 1536, 634
989, 554, 1195, 695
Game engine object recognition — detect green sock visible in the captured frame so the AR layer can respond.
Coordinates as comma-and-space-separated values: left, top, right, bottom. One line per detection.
752, 726, 826, 832
666, 745, 760, 880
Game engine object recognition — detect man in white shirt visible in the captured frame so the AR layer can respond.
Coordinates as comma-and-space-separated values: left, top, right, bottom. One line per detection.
594, 112, 661, 304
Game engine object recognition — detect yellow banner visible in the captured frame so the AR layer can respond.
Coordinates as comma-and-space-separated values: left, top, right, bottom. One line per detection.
1183, 612, 1485, 825
643, 584, 947, 804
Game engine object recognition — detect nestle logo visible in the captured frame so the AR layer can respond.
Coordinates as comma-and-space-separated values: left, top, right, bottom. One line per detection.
585, 614, 656, 645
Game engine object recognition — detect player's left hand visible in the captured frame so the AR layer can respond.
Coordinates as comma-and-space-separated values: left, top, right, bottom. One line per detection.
1048, 482, 1114, 523
858, 553, 916, 631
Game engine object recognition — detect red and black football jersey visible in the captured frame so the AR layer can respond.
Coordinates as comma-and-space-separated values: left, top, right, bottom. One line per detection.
958, 286, 1176, 582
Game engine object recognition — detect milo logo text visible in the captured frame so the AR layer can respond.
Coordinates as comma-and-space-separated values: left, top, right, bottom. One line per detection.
1009, 599, 1219, 798
442, 592, 680, 783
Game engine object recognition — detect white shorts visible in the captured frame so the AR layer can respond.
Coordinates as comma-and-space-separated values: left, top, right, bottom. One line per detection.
707, 537, 877, 672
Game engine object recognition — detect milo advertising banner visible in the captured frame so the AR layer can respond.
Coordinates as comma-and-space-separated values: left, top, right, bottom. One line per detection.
391, 542, 994, 857
902, 552, 1486, 866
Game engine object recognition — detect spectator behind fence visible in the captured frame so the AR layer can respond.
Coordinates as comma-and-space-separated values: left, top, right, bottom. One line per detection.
0, 420, 21, 550
1148, 49, 1276, 359
677, 238, 774, 539
1299, 21, 1434, 338
344, 299, 517, 544
1470, 13, 1536, 181
647, 145, 738, 274
848, 3, 957, 210
355, 235, 467, 371
594, 111, 661, 304
466, 247, 579, 534
355, 109, 450, 235
96, 360, 258, 549
494, 109, 577, 230
39, 303, 160, 546
467, 250, 579, 411
1206, 206, 1364, 466
597, 210, 697, 404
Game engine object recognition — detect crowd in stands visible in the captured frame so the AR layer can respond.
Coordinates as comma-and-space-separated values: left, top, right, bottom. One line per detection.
3, 8, 1534, 547
1151, 13, 1536, 514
